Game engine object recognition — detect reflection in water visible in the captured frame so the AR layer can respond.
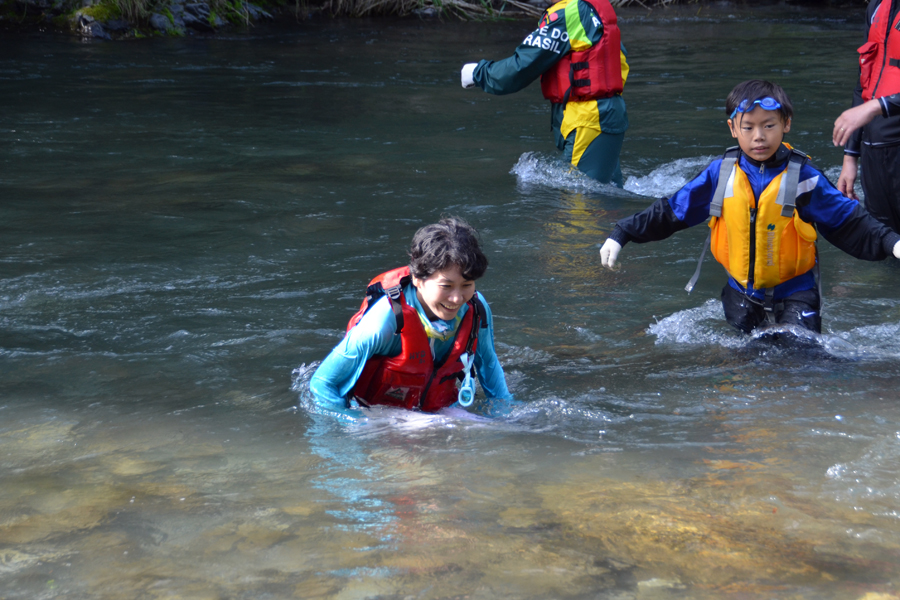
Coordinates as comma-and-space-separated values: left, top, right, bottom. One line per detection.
306, 415, 400, 551
541, 191, 613, 287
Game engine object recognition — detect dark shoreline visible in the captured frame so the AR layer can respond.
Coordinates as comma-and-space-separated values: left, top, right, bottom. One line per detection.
0, 0, 866, 41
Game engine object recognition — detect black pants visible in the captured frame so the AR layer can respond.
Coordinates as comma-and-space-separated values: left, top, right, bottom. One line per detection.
721, 285, 821, 334
861, 143, 900, 234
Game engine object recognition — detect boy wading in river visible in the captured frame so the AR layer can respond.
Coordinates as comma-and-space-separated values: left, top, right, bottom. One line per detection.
599, 80, 900, 334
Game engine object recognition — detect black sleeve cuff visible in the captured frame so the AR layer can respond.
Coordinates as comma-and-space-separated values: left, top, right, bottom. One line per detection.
609, 225, 631, 246
883, 230, 900, 256
880, 93, 900, 118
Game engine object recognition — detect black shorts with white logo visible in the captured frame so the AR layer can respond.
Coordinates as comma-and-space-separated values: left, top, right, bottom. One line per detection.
721, 284, 821, 334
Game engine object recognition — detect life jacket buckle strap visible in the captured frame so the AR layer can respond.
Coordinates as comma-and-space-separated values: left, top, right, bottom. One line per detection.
709, 147, 740, 218
439, 372, 462, 385
465, 297, 483, 354
775, 151, 805, 218
685, 230, 711, 294
382, 284, 404, 335
763, 287, 777, 325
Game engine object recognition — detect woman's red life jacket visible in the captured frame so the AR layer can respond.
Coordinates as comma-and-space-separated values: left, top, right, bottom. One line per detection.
859, 0, 900, 101
347, 267, 482, 413
540, 0, 623, 104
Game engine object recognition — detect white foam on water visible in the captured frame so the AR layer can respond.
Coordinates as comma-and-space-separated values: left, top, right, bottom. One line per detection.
511, 152, 866, 204
509, 152, 627, 195
823, 432, 900, 517
292, 361, 515, 431
646, 298, 743, 348
834, 320, 900, 359
623, 156, 715, 198
511, 152, 720, 201
644, 299, 899, 361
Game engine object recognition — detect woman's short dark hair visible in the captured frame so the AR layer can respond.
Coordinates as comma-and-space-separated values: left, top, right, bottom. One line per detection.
725, 79, 793, 123
408, 216, 488, 281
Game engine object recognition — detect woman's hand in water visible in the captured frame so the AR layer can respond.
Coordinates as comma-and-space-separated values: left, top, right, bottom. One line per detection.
600, 238, 621, 268
484, 396, 522, 418
833, 99, 882, 147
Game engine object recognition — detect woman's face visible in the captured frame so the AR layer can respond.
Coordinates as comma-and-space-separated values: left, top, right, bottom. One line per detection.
412, 265, 476, 321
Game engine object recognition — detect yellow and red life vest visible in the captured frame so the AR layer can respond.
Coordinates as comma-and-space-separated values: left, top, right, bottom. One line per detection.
347, 267, 481, 413
708, 149, 818, 290
859, 0, 900, 101
539, 0, 623, 104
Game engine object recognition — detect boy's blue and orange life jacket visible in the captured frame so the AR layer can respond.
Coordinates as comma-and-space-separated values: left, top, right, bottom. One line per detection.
346, 266, 483, 413
859, 0, 900, 101
707, 147, 818, 290
539, 0, 623, 104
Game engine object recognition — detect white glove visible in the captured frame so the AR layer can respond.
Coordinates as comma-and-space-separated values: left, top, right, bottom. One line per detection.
461, 63, 477, 89
600, 238, 622, 268
894, 240, 900, 259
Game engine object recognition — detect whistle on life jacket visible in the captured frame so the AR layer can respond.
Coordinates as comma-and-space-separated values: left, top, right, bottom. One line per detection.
456, 352, 477, 407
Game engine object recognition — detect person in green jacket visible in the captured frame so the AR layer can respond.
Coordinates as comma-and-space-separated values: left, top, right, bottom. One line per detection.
461, 0, 629, 186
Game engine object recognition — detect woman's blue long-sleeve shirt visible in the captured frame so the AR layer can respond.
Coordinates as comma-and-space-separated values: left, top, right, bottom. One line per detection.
310, 284, 511, 413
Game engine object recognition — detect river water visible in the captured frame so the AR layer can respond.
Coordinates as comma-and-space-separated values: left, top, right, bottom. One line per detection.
3, 4, 900, 599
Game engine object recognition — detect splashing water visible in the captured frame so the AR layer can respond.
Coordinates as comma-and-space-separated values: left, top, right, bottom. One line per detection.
647, 298, 742, 348
511, 153, 859, 203
291, 361, 513, 430
623, 156, 715, 198
509, 152, 721, 200
645, 298, 887, 362
824, 432, 900, 522
835, 320, 900, 359
510, 152, 629, 195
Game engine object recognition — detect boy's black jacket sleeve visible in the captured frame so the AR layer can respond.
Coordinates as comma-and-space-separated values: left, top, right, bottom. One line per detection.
795, 161, 900, 260
609, 197, 691, 246
816, 203, 900, 260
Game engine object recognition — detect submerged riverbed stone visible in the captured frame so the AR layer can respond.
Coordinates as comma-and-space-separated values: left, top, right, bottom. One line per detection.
531, 459, 900, 593
0, 549, 66, 574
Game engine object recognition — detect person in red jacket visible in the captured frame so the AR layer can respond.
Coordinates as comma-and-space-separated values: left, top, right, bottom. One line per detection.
309, 217, 516, 419
833, 0, 900, 233
460, 0, 629, 185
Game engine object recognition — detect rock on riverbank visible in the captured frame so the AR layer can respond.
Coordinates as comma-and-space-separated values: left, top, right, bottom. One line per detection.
0, 0, 554, 38
0, 0, 276, 39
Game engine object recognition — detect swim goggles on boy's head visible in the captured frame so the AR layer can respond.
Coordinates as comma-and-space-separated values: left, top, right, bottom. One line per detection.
729, 96, 782, 119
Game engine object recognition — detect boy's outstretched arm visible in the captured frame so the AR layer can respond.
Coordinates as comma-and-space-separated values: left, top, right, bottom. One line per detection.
599, 159, 722, 269
814, 202, 900, 261
598, 197, 690, 269
796, 163, 900, 261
